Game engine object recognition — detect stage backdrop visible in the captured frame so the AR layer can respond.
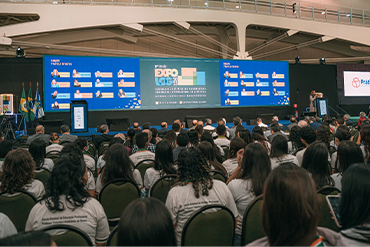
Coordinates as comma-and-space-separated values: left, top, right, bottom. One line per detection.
0, 57, 355, 128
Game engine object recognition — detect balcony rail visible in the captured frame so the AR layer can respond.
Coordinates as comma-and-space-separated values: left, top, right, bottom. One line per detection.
2, 0, 370, 27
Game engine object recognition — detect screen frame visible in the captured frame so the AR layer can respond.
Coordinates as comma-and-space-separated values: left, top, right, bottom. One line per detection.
70, 101, 88, 133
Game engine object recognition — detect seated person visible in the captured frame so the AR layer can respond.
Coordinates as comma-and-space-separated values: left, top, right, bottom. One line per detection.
129, 133, 155, 166
46, 132, 64, 154
29, 139, 55, 172
26, 125, 50, 145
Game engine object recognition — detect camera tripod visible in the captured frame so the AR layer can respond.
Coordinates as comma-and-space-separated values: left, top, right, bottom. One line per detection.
0, 115, 16, 140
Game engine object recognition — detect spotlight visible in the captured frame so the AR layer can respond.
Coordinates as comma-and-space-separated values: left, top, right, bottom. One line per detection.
319, 57, 326, 65
16, 47, 24, 58
292, 3, 296, 14
295, 56, 300, 64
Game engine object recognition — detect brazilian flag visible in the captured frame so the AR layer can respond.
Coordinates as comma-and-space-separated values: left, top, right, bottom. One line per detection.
28, 88, 35, 121
19, 88, 28, 121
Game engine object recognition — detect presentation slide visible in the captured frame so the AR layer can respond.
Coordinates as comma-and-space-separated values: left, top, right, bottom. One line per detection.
220, 60, 290, 107
140, 58, 220, 109
343, 71, 370, 96
44, 56, 290, 112
44, 56, 141, 111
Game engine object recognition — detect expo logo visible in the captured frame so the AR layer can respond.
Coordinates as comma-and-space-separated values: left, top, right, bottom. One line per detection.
155, 68, 179, 86
352, 77, 360, 88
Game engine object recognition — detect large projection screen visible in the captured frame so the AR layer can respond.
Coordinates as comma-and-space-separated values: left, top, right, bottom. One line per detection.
44, 55, 289, 112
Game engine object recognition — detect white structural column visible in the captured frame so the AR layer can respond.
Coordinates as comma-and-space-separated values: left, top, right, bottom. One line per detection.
234, 22, 248, 59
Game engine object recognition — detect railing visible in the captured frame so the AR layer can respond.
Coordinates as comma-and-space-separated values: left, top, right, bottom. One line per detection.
3, 0, 370, 27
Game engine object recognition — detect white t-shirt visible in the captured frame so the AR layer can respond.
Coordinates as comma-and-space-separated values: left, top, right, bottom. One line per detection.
214, 137, 230, 148
95, 169, 143, 194
227, 179, 255, 235
25, 196, 110, 246
85, 170, 96, 192
46, 143, 63, 154
97, 155, 105, 170
331, 173, 342, 191
84, 154, 95, 171
204, 125, 215, 131
165, 180, 238, 246
1, 179, 45, 201
144, 167, 161, 191
254, 140, 271, 155
270, 154, 299, 169
41, 158, 55, 172
360, 145, 368, 161
222, 158, 238, 178
0, 213, 17, 239
296, 148, 307, 166
331, 151, 338, 169
129, 150, 155, 167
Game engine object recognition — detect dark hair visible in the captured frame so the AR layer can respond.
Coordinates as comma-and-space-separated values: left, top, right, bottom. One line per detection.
198, 141, 227, 177
340, 163, 370, 230
45, 153, 89, 212
300, 126, 316, 145
336, 141, 364, 173
142, 122, 151, 130
0, 149, 34, 194
301, 141, 334, 189
164, 130, 177, 150
289, 126, 304, 151
136, 133, 149, 149
360, 125, 370, 160
252, 126, 264, 136
195, 125, 204, 136
216, 125, 226, 136
187, 129, 199, 147
334, 128, 351, 142
100, 124, 108, 133
238, 143, 271, 196
101, 144, 136, 187
150, 128, 158, 145
316, 125, 330, 149
60, 125, 70, 133
117, 198, 176, 246
125, 129, 136, 149
336, 117, 345, 125
50, 132, 60, 142
60, 143, 83, 158
74, 137, 88, 150
172, 123, 180, 132
238, 129, 252, 146
270, 123, 280, 133
200, 132, 222, 163
109, 137, 124, 146
175, 147, 213, 198
28, 139, 46, 170
0, 140, 12, 158
270, 135, 288, 158
0, 231, 54, 246
233, 116, 241, 126
262, 164, 319, 246
251, 133, 270, 154
176, 133, 189, 147
154, 140, 177, 176
228, 137, 245, 159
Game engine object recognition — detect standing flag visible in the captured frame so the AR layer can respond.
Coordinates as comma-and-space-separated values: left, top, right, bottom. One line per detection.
19, 84, 28, 121
33, 86, 44, 119
28, 86, 35, 122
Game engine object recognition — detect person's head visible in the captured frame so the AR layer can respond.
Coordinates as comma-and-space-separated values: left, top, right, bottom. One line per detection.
0, 140, 12, 159
100, 124, 109, 134
0, 149, 34, 194
154, 140, 176, 175
52, 79, 57, 85
290, 117, 297, 123
316, 124, 330, 149
217, 118, 225, 126
29, 139, 46, 169
343, 114, 350, 121
74, 79, 78, 83
308, 116, 315, 123
53, 91, 58, 96
101, 143, 135, 186
252, 126, 264, 136
74, 137, 88, 151
187, 129, 199, 147
301, 141, 332, 189
172, 123, 181, 133
340, 163, 370, 230
0, 231, 55, 246
360, 111, 366, 118
133, 122, 140, 129
336, 117, 345, 126
270, 123, 280, 134
45, 152, 89, 211
197, 120, 204, 126
300, 126, 316, 146
336, 141, 364, 173
173, 119, 182, 128
49, 132, 60, 144
142, 129, 152, 141
142, 122, 151, 130
76, 89, 80, 94
270, 135, 288, 158
290, 126, 304, 150
176, 147, 213, 198
334, 127, 351, 146
119, 89, 123, 94
228, 137, 246, 159
205, 118, 212, 126
198, 141, 216, 162
109, 137, 125, 147
136, 132, 149, 149
117, 198, 176, 246
311, 90, 316, 96
298, 120, 308, 128
60, 125, 70, 134
262, 164, 319, 246
150, 127, 158, 141
272, 116, 279, 122
35, 125, 45, 134
195, 125, 204, 137
54, 101, 58, 106
237, 129, 252, 146
161, 122, 167, 129
233, 116, 241, 126
256, 117, 262, 124
96, 78, 100, 83
176, 133, 189, 147
216, 125, 226, 136
239, 143, 271, 196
